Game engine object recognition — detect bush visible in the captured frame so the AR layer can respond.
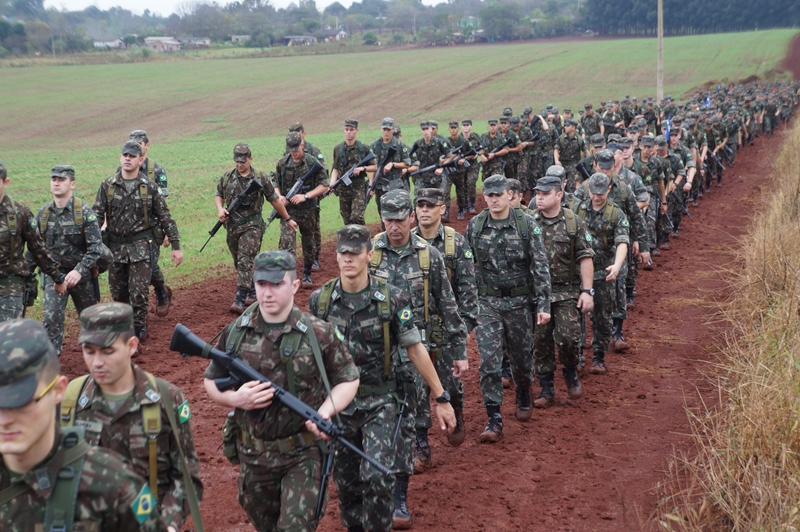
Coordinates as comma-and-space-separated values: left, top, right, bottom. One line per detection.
362, 31, 378, 45
0, 45, 9, 58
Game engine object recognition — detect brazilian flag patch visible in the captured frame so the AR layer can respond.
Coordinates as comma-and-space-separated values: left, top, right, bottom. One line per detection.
132, 484, 155, 524
178, 400, 191, 424
87, 212, 97, 223
464, 249, 473, 259
533, 226, 543, 235
334, 326, 345, 342
621, 218, 630, 227
397, 306, 413, 323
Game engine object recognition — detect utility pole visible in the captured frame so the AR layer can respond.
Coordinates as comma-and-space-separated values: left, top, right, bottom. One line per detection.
657, 0, 663, 101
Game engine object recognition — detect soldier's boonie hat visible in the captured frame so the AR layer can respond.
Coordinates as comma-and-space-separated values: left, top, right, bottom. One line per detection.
344, 118, 358, 128
617, 137, 633, 148
510, 116, 520, 125
429, 120, 439, 128
502, 108, 513, 116
545, 165, 566, 179
640, 135, 655, 147
415, 188, 445, 205
462, 119, 472, 126
336, 225, 372, 254
564, 119, 578, 127
121, 140, 142, 156
288, 122, 304, 133
483, 174, 508, 195
449, 121, 459, 128
50, 165, 75, 179
588, 173, 611, 194
533, 175, 562, 192
79, 303, 134, 348
590, 133, 606, 147
522, 106, 533, 116
499, 116, 509, 124
654, 135, 668, 146
0, 319, 55, 409
129, 130, 148, 143
488, 119, 498, 125
233, 142, 251, 162
253, 251, 295, 284
381, 117, 395, 129
380, 189, 412, 220
286, 132, 302, 149
595, 149, 615, 169
420, 121, 430, 129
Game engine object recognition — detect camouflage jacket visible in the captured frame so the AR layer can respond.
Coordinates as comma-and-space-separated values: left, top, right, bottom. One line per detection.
638, 154, 668, 191
499, 128, 521, 162
581, 113, 602, 137
530, 208, 595, 302
0, 427, 167, 531
681, 129, 697, 151
411, 137, 450, 178
206, 304, 358, 440
141, 158, 169, 198
370, 137, 412, 191
332, 140, 374, 183
309, 275, 420, 390
464, 132, 483, 166
514, 125, 535, 154
602, 110, 622, 135
554, 133, 586, 165
411, 224, 479, 335
464, 208, 552, 313
445, 134, 469, 174
31, 196, 109, 278
706, 125, 727, 150
575, 200, 631, 280
1, 195, 62, 284
93, 172, 181, 263
275, 152, 330, 211
624, 158, 654, 194
369, 232, 466, 357
70, 365, 202, 531
574, 177, 649, 251
216, 166, 279, 225
669, 143, 696, 177
285, 139, 326, 165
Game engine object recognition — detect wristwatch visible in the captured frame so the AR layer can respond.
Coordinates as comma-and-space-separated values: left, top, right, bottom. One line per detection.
434, 391, 451, 404
303, 193, 309, 200
580, 288, 595, 297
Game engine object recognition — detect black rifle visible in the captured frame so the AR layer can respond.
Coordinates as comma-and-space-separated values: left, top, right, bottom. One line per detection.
487, 136, 513, 156
576, 161, 593, 182
21, 273, 38, 318
709, 150, 726, 171
391, 393, 407, 448
365, 146, 397, 206
409, 145, 480, 178
200, 179, 264, 252
170, 323, 392, 475
322, 153, 376, 198
266, 161, 325, 229
670, 190, 692, 219
316, 442, 336, 521
723, 145, 735, 166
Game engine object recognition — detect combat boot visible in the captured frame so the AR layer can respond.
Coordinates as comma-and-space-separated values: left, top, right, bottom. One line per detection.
469, 201, 477, 214
134, 325, 148, 343
590, 351, 608, 375
612, 318, 630, 352
563, 365, 584, 399
347, 527, 365, 532
244, 288, 256, 307
457, 208, 465, 220
154, 285, 172, 317
442, 207, 450, 222
413, 428, 432, 473
392, 473, 413, 529
501, 356, 513, 389
533, 372, 554, 409
515, 386, 532, 421
312, 254, 321, 271
230, 287, 248, 314
447, 408, 465, 446
302, 264, 313, 288
479, 405, 503, 443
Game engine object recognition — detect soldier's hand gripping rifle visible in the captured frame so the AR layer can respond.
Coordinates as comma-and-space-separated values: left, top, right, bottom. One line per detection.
365, 146, 397, 206
170, 323, 392, 475
265, 161, 325, 230
200, 179, 264, 252
322, 153, 376, 198
487, 136, 514, 157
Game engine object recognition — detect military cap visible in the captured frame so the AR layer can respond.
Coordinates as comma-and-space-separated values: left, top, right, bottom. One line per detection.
393, 127, 401, 138
79, 302, 134, 348
588, 172, 611, 194
672, 116, 684, 124
429, 120, 439, 128
380, 189, 412, 220
617, 136, 633, 147
640, 135, 655, 147
289, 122, 304, 132
502, 107, 513, 117
600, 101, 606, 106
711, 116, 721, 124
286, 132, 302, 149
487, 119, 498, 125
552, 107, 559, 114
595, 149, 615, 169
654, 135, 668, 146
627, 124, 639, 133
415, 188, 444, 205
686, 119, 696, 128
50, 165, 75, 179
0, 319, 56, 409
545, 165, 566, 179
546, 104, 554, 110
522, 106, 533, 116
233, 142, 251, 162
507, 178, 522, 193
647, 100, 654, 106
499, 116, 509, 123
510, 116, 520, 125
563, 108, 572, 114
336, 225, 372, 254
448, 121, 459, 128
606, 142, 622, 153
533, 175, 562, 192
632, 96, 638, 101
590, 133, 606, 147
344, 118, 358, 128
0, 160, 6, 180
121, 140, 142, 156
564, 118, 578, 127
253, 250, 296, 284
129, 130, 149, 143
607, 134, 621, 143
636, 118, 647, 128
420, 121, 431, 129
381, 117, 395, 129
462, 119, 472, 126
585, 102, 593, 109
483, 174, 508, 195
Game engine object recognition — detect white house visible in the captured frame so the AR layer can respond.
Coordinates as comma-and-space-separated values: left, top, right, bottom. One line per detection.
144, 36, 182, 52
231, 35, 250, 43
93, 38, 125, 49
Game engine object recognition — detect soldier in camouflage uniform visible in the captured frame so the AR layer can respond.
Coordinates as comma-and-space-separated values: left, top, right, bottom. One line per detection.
636, 136, 669, 257
465, 175, 551, 443
30, 165, 111, 356
93, 141, 182, 342
0, 318, 166, 531
370, 118, 412, 223
529, 175, 595, 406
581, 103, 603, 138
329, 119, 376, 226
498, 117, 522, 182
554, 119, 589, 192
461, 120, 483, 214
276, 133, 329, 288
206, 250, 360, 532
575, 174, 630, 374
309, 225, 456, 532
410, 121, 451, 190
68, 302, 203, 532
444, 121, 470, 220
0, 160, 67, 322
510, 116, 536, 198
667, 127, 697, 237
480, 119, 509, 179
216, 142, 295, 314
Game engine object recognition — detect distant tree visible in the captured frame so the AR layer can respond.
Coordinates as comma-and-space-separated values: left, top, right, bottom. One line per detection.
362, 30, 377, 44
479, 3, 519, 40
324, 1, 346, 18
24, 20, 51, 53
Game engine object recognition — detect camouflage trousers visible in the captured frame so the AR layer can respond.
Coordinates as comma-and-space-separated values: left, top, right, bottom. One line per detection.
236, 441, 324, 532
414, 174, 444, 191
444, 171, 468, 209
227, 220, 265, 291
43, 275, 97, 356
482, 161, 505, 181
563, 164, 581, 193
0, 279, 24, 322
279, 208, 317, 268
612, 259, 629, 321
669, 188, 685, 232
476, 301, 534, 407
589, 276, 616, 353
414, 345, 465, 430
108, 259, 151, 329
466, 164, 481, 203
150, 242, 165, 288
538, 151, 555, 179
533, 297, 581, 374
646, 196, 659, 250
335, 398, 397, 532
313, 202, 321, 263
338, 180, 367, 226
625, 246, 639, 300
395, 360, 418, 476
516, 154, 530, 193
503, 158, 518, 181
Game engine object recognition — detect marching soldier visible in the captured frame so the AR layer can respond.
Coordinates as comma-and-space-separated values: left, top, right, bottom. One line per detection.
480, 119, 508, 179
553, 119, 589, 192
329, 119, 376, 226
461, 120, 483, 214
369, 118, 412, 222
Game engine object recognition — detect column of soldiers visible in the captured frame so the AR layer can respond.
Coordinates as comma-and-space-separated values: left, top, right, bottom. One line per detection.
2, 80, 797, 532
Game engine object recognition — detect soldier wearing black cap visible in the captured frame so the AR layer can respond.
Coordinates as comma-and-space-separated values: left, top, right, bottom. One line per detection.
553, 119, 589, 192
329, 119, 377, 227
461, 119, 483, 214
370, 118, 412, 223
480, 119, 509, 179
444, 120, 470, 219
498, 116, 522, 183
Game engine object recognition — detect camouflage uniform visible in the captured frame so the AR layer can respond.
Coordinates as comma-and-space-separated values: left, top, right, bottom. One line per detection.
637, 145, 667, 251
554, 131, 587, 192
285, 131, 327, 266
331, 138, 374, 225
443, 128, 469, 212
370, 123, 412, 220
513, 121, 535, 193
410, 130, 450, 190
480, 130, 508, 178
139, 157, 169, 290
463, 127, 484, 209
580, 110, 602, 138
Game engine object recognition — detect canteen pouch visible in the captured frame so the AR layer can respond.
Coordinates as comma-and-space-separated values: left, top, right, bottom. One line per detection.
221, 411, 240, 465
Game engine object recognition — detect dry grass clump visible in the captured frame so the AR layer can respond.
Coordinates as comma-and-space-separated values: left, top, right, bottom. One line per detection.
654, 122, 800, 531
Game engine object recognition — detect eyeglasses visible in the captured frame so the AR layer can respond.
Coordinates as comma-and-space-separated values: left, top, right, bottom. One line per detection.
34, 375, 59, 403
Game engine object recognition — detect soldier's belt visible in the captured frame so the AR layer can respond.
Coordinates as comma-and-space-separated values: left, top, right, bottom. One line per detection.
0, 274, 27, 286
357, 380, 397, 398
228, 213, 263, 226
107, 229, 153, 244
478, 284, 531, 298
240, 430, 317, 454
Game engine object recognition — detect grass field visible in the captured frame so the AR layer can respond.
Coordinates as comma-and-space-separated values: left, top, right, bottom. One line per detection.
1, 29, 796, 288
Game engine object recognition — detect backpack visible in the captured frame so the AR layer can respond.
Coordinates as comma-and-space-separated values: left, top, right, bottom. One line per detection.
470, 208, 533, 297
370, 234, 431, 323
38, 197, 110, 274
576, 201, 620, 253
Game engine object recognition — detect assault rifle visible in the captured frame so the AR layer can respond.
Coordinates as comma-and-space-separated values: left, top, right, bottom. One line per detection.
576, 161, 593, 182
322, 153, 376, 198
486, 136, 513, 156
709, 151, 726, 171
365, 146, 397, 206
265, 161, 325, 229
409, 145, 481, 178
722, 145, 735, 166
200, 179, 264, 253
670, 189, 692, 219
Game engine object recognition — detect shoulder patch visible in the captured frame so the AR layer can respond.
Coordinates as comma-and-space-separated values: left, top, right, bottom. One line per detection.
533, 225, 543, 235
398, 306, 413, 323
132, 484, 155, 524
374, 290, 386, 302
464, 249, 473, 259
621, 219, 630, 227
30, 218, 37, 228
145, 389, 160, 403
296, 320, 308, 333
178, 400, 191, 423
317, 153, 324, 160
334, 326, 345, 342
585, 232, 593, 242
86, 212, 97, 223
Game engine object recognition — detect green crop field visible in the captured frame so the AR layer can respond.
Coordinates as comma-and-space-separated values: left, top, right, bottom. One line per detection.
1, 28, 795, 290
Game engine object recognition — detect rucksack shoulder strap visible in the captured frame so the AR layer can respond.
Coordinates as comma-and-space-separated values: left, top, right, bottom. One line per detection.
60, 375, 91, 427
139, 182, 150, 227
315, 279, 337, 321
141, 372, 161, 497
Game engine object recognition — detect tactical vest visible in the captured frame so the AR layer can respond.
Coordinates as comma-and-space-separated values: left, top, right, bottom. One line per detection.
471, 208, 532, 297
576, 201, 620, 254
369, 235, 430, 324
557, 133, 584, 163
337, 140, 367, 175
107, 179, 151, 228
